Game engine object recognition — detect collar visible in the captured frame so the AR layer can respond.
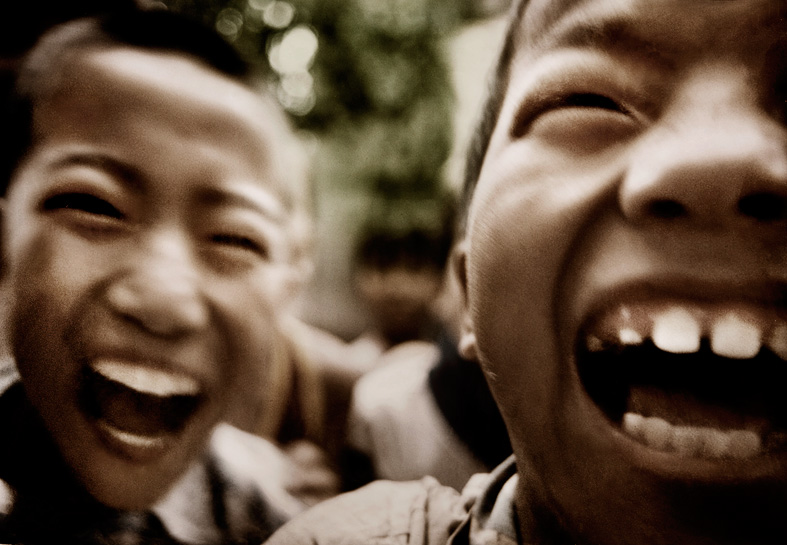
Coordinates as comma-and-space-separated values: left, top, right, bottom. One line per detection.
448, 456, 519, 545
154, 423, 302, 544
470, 455, 519, 542
152, 457, 218, 544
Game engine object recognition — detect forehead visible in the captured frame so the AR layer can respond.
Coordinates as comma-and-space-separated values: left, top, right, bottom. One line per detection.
515, 0, 786, 62
31, 46, 301, 206
76, 47, 265, 121
47, 46, 286, 153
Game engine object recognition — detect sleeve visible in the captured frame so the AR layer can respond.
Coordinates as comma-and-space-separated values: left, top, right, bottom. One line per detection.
265, 477, 466, 545
0, 478, 13, 542
344, 344, 440, 483
345, 381, 375, 458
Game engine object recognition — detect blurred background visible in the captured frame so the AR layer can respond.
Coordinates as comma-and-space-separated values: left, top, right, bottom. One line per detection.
1, 0, 510, 340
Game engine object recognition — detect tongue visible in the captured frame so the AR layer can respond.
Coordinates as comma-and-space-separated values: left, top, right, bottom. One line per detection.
80, 366, 202, 436
625, 346, 787, 434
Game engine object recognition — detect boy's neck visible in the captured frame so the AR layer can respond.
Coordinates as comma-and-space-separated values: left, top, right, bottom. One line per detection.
515, 462, 579, 545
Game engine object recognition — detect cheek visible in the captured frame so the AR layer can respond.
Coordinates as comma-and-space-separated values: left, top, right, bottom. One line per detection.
7, 233, 87, 361
7, 229, 126, 422
205, 271, 293, 433
465, 148, 626, 454
468, 202, 562, 448
7, 220, 113, 306
205, 269, 289, 386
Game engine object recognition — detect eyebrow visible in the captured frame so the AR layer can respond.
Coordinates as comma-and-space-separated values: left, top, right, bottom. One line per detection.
532, 11, 674, 68
48, 153, 289, 222
197, 186, 288, 224
49, 153, 146, 192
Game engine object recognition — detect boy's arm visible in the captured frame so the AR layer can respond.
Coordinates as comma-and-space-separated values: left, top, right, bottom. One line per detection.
266, 477, 464, 545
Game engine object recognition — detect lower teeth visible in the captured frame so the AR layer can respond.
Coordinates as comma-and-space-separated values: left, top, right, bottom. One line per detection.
98, 420, 166, 450
623, 412, 761, 459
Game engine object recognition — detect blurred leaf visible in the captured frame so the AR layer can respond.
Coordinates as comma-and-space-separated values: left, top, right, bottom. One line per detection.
163, 0, 458, 204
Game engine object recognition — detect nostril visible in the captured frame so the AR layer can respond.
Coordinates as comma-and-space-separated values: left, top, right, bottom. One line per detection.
647, 199, 686, 219
738, 193, 787, 222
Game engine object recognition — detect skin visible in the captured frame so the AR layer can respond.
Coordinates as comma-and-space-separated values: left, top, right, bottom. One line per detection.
458, 0, 787, 543
1, 46, 307, 509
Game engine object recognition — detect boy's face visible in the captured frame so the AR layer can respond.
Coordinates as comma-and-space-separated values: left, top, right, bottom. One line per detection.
462, 0, 787, 543
3, 47, 301, 509
356, 264, 443, 342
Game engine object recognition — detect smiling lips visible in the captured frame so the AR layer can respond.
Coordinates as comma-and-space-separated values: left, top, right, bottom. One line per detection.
79, 359, 204, 459
577, 300, 787, 460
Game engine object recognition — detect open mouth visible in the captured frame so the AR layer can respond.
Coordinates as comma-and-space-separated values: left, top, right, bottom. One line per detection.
79, 359, 204, 456
576, 301, 787, 460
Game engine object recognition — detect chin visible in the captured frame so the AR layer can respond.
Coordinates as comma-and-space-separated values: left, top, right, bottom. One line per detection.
53, 412, 203, 511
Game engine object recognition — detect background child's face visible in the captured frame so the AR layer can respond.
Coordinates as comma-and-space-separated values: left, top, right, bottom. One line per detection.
462, 0, 787, 542
355, 263, 443, 342
2, 47, 300, 509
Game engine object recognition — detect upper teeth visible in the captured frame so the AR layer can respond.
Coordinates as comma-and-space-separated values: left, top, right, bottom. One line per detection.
652, 308, 701, 354
710, 313, 761, 359
619, 327, 644, 346
92, 360, 200, 397
768, 323, 787, 359
587, 303, 785, 361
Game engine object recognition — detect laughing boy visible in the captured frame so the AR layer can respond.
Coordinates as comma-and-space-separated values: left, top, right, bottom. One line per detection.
0, 9, 312, 544
267, 0, 787, 543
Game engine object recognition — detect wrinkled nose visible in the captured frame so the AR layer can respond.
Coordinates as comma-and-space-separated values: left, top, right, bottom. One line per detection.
621, 67, 787, 227
106, 231, 208, 337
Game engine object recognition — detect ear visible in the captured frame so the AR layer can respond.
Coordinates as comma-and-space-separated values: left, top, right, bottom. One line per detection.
0, 199, 10, 353
0, 198, 6, 274
282, 214, 315, 303
284, 250, 313, 304
452, 239, 478, 361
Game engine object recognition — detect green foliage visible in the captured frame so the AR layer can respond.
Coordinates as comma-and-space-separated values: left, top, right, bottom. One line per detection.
164, 0, 459, 227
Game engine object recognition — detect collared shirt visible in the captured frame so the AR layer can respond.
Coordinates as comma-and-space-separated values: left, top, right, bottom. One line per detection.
0, 380, 303, 545
266, 456, 521, 545
450, 458, 519, 545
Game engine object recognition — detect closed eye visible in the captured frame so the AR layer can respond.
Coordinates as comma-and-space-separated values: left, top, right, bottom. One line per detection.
515, 91, 639, 154
211, 234, 269, 259
513, 92, 630, 140
42, 192, 124, 219
559, 93, 625, 112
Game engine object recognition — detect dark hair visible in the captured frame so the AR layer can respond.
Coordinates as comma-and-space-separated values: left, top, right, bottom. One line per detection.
0, 0, 139, 58
356, 228, 454, 273
460, 0, 529, 225
355, 196, 457, 273
0, 9, 256, 196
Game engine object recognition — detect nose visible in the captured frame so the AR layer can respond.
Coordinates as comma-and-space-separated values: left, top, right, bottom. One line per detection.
620, 67, 787, 227
106, 230, 209, 337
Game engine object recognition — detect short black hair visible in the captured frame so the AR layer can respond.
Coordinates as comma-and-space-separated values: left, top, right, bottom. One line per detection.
461, 0, 529, 226
0, 8, 256, 196
0, 0, 139, 58
356, 228, 453, 273
355, 196, 457, 273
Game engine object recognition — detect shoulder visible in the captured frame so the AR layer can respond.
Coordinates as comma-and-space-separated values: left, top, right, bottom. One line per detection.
207, 423, 306, 517
154, 424, 308, 544
267, 477, 466, 545
353, 341, 440, 410
0, 357, 18, 396
375, 341, 440, 372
